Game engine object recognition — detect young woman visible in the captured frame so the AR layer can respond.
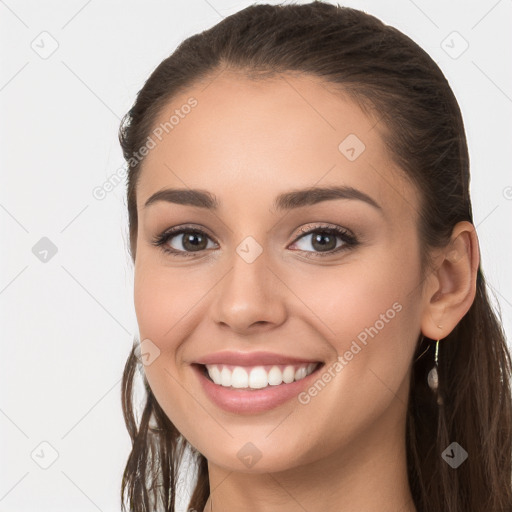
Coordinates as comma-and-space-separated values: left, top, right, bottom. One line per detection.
118, 2, 512, 511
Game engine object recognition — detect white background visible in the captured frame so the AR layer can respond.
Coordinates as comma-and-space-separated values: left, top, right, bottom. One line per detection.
1, 0, 511, 510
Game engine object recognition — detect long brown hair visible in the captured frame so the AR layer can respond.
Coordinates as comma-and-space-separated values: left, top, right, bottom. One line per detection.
118, 3, 512, 511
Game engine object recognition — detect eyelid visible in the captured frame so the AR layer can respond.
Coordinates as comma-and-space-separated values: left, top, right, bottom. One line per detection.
289, 223, 358, 258
152, 222, 358, 258
151, 224, 218, 257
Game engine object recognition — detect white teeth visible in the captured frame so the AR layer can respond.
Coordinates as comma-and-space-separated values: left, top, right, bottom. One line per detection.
249, 367, 268, 389
282, 365, 295, 384
231, 367, 249, 388
220, 367, 231, 387
267, 366, 282, 386
295, 366, 307, 381
204, 362, 319, 390
209, 365, 222, 385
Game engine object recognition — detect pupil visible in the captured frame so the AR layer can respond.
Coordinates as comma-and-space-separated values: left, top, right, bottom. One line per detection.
184, 232, 207, 251
312, 232, 335, 251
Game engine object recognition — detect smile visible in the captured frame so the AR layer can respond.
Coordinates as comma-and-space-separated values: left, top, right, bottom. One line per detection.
192, 362, 325, 414
204, 362, 321, 389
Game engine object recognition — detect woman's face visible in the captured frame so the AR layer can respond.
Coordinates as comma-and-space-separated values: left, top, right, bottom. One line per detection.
133, 72, 430, 473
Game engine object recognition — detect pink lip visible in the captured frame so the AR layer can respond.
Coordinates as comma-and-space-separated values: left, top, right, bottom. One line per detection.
192, 362, 324, 414
193, 350, 322, 366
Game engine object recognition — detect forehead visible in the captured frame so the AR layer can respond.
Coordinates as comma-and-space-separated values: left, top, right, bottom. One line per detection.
136, 72, 419, 220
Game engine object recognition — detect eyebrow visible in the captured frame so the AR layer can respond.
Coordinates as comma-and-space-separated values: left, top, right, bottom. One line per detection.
143, 185, 382, 212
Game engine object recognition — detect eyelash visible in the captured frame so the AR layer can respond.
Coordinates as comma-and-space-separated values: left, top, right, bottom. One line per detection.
151, 223, 359, 259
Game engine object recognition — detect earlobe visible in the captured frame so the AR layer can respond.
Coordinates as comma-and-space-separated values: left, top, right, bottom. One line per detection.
420, 221, 480, 340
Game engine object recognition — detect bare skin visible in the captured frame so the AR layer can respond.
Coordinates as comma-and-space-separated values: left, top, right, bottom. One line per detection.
132, 71, 479, 512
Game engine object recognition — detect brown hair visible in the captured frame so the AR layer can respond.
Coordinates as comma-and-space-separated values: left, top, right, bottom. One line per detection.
118, 2, 512, 511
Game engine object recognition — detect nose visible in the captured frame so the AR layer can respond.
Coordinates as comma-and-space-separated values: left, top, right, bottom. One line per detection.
209, 249, 287, 335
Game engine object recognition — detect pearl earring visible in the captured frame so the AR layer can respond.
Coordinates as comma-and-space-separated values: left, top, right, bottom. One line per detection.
427, 325, 444, 406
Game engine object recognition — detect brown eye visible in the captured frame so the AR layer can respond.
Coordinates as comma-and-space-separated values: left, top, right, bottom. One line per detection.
290, 225, 359, 257
177, 231, 209, 252
152, 227, 217, 257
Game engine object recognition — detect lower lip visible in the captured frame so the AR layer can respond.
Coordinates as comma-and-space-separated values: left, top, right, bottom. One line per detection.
192, 363, 324, 414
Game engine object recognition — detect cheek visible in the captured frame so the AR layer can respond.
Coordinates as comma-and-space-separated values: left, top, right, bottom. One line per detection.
134, 265, 167, 341
284, 258, 420, 447
294, 249, 421, 389
133, 263, 202, 433
133, 260, 215, 364
134, 259, 196, 338
299, 253, 413, 339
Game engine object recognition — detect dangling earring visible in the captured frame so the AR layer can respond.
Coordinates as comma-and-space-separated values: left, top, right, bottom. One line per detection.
427, 330, 443, 406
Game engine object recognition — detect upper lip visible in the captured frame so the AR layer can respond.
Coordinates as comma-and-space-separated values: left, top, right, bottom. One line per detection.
193, 351, 322, 367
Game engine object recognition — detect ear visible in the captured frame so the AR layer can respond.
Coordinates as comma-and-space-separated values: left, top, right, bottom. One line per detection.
420, 221, 480, 340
